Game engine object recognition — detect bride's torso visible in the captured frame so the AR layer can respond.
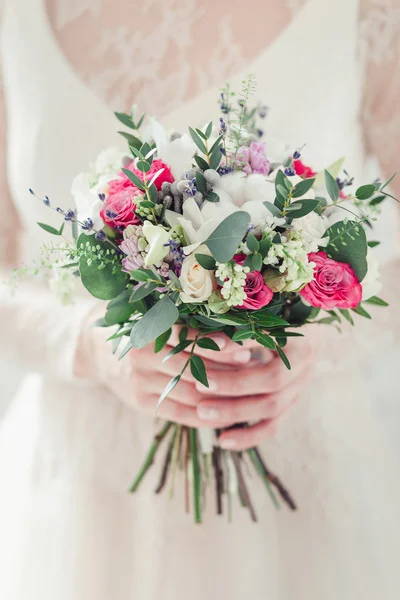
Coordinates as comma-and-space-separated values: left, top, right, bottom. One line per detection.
1, 0, 398, 486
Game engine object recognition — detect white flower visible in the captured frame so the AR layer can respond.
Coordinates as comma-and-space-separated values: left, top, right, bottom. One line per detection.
142, 222, 170, 267
179, 245, 216, 303
49, 267, 77, 305
142, 117, 196, 179
215, 261, 249, 307
94, 147, 125, 177
264, 232, 315, 292
362, 250, 382, 300
215, 172, 276, 208
165, 197, 239, 255
294, 211, 329, 252
71, 173, 104, 234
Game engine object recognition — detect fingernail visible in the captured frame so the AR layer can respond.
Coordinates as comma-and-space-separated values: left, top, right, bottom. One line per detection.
233, 349, 252, 364
219, 438, 237, 449
213, 336, 226, 350
196, 379, 217, 392
197, 406, 220, 421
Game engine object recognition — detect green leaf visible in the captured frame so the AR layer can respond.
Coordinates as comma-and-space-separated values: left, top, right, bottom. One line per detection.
189, 127, 207, 154
37, 222, 61, 236
369, 195, 386, 207
368, 240, 380, 248
105, 289, 134, 325
129, 281, 158, 303
195, 171, 208, 195
355, 184, 376, 200
195, 128, 207, 140
204, 191, 219, 203
118, 131, 142, 150
380, 171, 397, 191
179, 326, 188, 343
263, 201, 283, 218
274, 170, 292, 210
364, 295, 388, 307
291, 178, 315, 198
121, 168, 145, 190
190, 355, 209, 387
118, 340, 134, 360
246, 233, 259, 252
194, 155, 209, 171
136, 159, 151, 173
286, 199, 320, 218
154, 328, 172, 353
130, 268, 154, 282
209, 144, 222, 170
205, 121, 213, 138
156, 375, 181, 411
196, 338, 220, 351
195, 253, 216, 270
340, 309, 354, 325
204, 211, 250, 263
209, 135, 223, 154
253, 314, 289, 328
324, 169, 340, 202
324, 220, 368, 281
78, 235, 129, 300
352, 304, 371, 319
163, 340, 192, 362
315, 157, 345, 188
231, 329, 254, 342
130, 295, 179, 349
114, 111, 135, 129
276, 345, 291, 370
59, 223, 65, 235
252, 252, 262, 271
255, 331, 276, 349
259, 236, 272, 257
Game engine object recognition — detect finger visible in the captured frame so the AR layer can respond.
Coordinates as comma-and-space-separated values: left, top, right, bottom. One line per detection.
218, 419, 278, 451
194, 352, 311, 397
168, 327, 274, 367
136, 395, 234, 429
150, 349, 220, 382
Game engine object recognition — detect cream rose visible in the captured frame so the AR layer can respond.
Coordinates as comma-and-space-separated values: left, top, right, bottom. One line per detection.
294, 211, 329, 252
179, 246, 216, 303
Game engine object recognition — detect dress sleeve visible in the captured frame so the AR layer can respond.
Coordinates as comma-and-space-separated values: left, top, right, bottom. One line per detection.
359, 0, 400, 197
0, 13, 97, 382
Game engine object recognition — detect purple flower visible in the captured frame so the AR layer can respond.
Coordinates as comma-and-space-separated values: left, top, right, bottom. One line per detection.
235, 142, 270, 175
120, 237, 144, 273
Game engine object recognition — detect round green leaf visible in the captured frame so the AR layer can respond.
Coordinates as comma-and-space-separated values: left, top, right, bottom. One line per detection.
204, 211, 250, 263
324, 220, 368, 282
78, 235, 129, 300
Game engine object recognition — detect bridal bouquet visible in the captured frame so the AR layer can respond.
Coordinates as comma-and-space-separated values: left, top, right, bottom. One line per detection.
29, 77, 392, 523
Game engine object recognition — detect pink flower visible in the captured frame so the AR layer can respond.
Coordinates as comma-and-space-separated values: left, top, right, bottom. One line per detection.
293, 159, 316, 179
237, 271, 274, 310
300, 252, 362, 310
235, 142, 270, 175
124, 158, 174, 190
100, 188, 141, 229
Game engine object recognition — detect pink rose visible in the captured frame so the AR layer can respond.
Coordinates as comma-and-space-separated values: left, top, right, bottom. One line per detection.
124, 158, 174, 190
300, 251, 362, 309
235, 142, 270, 175
293, 159, 316, 179
237, 270, 274, 310
100, 188, 141, 229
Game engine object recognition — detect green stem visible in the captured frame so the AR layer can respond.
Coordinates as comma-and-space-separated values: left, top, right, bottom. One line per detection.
129, 422, 172, 492
190, 428, 202, 524
247, 448, 280, 510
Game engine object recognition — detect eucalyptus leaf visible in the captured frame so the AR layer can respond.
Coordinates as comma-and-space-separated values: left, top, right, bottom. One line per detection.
286, 199, 320, 218
130, 268, 154, 282
263, 201, 283, 218
195, 254, 216, 270
205, 121, 213, 138
356, 184, 376, 200
204, 191, 219, 203
195, 172, 208, 195
325, 220, 368, 281
121, 168, 145, 190
194, 155, 210, 171
246, 233, 259, 253
118, 340, 134, 360
78, 235, 129, 300
204, 211, 250, 263
37, 222, 61, 236
136, 159, 151, 173
252, 252, 262, 271
129, 281, 158, 303
118, 131, 142, 150
196, 338, 220, 351
179, 326, 188, 343
364, 295, 388, 307
189, 127, 207, 154
209, 144, 222, 170
105, 289, 134, 325
130, 295, 179, 349
291, 178, 315, 198
163, 340, 192, 362
352, 304, 371, 319
114, 112, 135, 129
324, 169, 340, 202
156, 375, 181, 411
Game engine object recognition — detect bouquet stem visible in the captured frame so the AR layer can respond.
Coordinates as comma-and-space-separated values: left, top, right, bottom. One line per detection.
129, 421, 297, 522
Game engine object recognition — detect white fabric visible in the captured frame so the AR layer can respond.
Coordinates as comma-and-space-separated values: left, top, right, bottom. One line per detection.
0, 0, 399, 598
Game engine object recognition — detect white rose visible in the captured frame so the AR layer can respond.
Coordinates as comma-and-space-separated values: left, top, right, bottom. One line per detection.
179, 245, 216, 303
294, 211, 329, 251
142, 222, 170, 267
362, 250, 382, 300
165, 196, 239, 255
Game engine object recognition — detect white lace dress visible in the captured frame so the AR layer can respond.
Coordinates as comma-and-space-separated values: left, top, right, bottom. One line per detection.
0, 0, 399, 598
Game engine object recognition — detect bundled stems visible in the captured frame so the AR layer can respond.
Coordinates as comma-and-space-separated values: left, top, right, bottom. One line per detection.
253, 448, 297, 511
154, 429, 176, 494
212, 447, 224, 515
231, 452, 258, 522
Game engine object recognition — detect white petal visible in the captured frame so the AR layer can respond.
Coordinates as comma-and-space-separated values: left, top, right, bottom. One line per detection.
241, 200, 272, 223
182, 197, 204, 231
163, 134, 196, 179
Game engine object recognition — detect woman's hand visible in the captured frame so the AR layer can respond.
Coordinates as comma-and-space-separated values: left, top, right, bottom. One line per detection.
76, 310, 315, 449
